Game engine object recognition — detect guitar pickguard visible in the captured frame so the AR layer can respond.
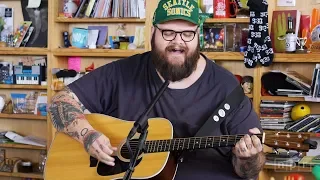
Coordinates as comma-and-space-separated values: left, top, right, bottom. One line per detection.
95, 139, 144, 176
96, 156, 142, 176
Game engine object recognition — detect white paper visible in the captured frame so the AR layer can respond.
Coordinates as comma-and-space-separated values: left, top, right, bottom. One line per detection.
27, 0, 41, 8
277, 0, 296, 6
203, 0, 213, 5
5, 131, 46, 147
138, 0, 145, 19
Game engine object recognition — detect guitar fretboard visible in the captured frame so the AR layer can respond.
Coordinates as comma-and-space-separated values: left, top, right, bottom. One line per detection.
144, 134, 263, 153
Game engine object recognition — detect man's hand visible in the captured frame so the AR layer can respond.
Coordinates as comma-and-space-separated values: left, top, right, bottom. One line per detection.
233, 128, 263, 159
83, 130, 118, 166
232, 128, 266, 179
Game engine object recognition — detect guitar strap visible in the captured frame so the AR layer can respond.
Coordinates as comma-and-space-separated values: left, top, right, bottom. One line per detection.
194, 84, 245, 137
176, 84, 246, 163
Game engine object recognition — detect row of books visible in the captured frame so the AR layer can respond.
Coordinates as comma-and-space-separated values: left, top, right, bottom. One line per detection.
310, 64, 320, 98
72, 0, 145, 19
260, 101, 296, 130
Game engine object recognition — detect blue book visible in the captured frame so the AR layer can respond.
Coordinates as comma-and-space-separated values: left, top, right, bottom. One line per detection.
72, 28, 88, 48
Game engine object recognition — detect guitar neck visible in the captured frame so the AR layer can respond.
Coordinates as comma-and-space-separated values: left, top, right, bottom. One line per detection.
144, 134, 264, 153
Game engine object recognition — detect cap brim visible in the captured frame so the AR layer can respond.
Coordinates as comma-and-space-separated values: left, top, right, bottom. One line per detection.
154, 16, 198, 25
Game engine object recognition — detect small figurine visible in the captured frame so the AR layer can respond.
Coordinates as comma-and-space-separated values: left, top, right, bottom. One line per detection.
241, 76, 253, 94
116, 23, 126, 36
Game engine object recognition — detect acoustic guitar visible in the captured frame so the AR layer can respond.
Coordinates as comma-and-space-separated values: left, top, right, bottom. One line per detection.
44, 113, 317, 180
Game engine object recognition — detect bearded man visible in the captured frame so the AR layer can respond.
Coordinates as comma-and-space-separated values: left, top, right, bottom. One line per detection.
48, 0, 266, 179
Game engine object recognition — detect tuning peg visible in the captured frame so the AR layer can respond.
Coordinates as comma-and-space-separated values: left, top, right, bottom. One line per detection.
272, 148, 279, 154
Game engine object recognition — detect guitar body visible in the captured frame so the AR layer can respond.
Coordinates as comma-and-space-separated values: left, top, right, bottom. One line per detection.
45, 113, 177, 180
45, 113, 316, 180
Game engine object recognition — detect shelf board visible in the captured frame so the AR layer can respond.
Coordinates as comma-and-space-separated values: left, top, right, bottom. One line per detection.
0, 143, 46, 150
0, 172, 43, 179
263, 165, 312, 172
261, 96, 305, 102
205, 18, 250, 23
273, 53, 320, 62
53, 48, 145, 57
202, 52, 320, 62
55, 17, 145, 23
0, 84, 47, 90
0, 47, 48, 55
0, 113, 47, 120
202, 52, 244, 60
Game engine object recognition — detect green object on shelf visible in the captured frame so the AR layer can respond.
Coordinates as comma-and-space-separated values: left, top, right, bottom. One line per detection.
199, 13, 211, 50
312, 165, 320, 180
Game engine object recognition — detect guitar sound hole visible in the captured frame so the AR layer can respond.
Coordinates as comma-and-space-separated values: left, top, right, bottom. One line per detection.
120, 139, 144, 159
96, 139, 144, 176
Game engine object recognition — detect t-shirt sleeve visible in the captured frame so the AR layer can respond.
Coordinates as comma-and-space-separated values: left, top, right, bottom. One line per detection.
227, 96, 262, 135
67, 62, 117, 114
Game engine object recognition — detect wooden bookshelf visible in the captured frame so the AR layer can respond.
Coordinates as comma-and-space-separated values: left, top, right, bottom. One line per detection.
52, 48, 146, 57
55, 17, 146, 23
0, 47, 48, 55
0, 113, 47, 120
0, 143, 46, 150
205, 18, 250, 23
0, 172, 43, 179
0, 84, 47, 90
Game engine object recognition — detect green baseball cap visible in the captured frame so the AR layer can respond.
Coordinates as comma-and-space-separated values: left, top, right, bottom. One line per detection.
153, 0, 199, 25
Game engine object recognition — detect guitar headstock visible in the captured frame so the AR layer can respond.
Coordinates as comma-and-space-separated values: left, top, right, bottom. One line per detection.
263, 131, 318, 152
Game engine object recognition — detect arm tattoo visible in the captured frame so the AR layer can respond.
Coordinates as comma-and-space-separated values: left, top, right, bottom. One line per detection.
232, 152, 266, 179
67, 131, 80, 139
83, 130, 102, 152
81, 128, 89, 136
48, 86, 87, 133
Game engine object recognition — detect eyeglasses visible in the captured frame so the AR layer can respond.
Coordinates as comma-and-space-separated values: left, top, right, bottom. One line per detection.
155, 25, 198, 42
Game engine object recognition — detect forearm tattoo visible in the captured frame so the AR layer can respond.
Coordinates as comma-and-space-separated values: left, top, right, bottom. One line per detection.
48, 86, 88, 137
83, 130, 102, 152
232, 152, 266, 179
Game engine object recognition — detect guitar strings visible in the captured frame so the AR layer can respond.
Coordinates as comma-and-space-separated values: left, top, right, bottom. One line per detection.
120, 136, 256, 153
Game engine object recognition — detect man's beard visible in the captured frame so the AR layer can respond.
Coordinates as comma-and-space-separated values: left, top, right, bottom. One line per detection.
150, 33, 200, 82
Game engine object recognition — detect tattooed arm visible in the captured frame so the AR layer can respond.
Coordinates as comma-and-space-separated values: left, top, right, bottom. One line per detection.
232, 128, 266, 179
48, 86, 117, 166
232, 152, 266, 179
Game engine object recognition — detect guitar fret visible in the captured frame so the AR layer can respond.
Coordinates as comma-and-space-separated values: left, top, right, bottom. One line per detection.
153, 140, 157, 152
205, 137, 208, 148
226, 136, 229, 146
221, 136, 226, 146
146, 142, 149, 153
158, 140, 162, 152
179, 139, 183, 150
234, 135, 237, 145
183, 138, 186, 150
207, 137, 213, 147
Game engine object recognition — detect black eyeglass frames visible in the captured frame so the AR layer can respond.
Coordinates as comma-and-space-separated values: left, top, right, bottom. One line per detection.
155, 25, 198, 42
